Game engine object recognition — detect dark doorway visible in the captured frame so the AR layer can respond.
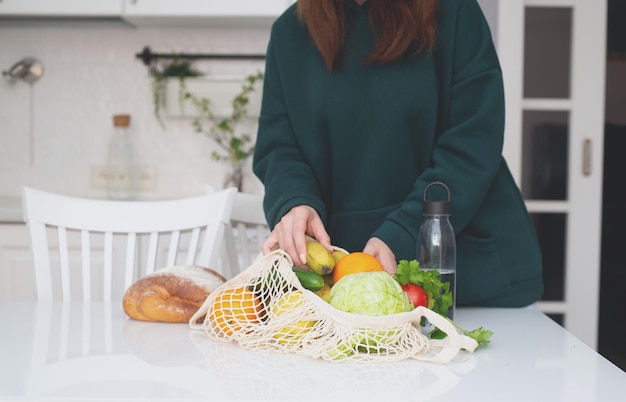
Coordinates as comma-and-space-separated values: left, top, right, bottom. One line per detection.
598, 0, 626, 372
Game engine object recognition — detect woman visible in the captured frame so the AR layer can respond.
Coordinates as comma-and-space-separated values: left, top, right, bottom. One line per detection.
253, 0, 543, 307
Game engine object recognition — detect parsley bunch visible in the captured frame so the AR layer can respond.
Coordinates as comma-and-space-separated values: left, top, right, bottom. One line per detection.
394, 259, 493, 348
395, 259, 453, 316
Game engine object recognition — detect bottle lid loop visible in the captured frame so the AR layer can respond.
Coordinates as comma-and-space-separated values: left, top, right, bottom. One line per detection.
423, 182, 452, 215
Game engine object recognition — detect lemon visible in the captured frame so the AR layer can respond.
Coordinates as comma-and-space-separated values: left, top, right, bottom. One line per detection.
270, 290, 316, 346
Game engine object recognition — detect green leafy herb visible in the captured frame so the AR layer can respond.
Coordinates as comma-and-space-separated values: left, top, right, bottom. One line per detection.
430, 321, 493, 349
395, 259, 493, 348
395, 259, 453, 317
150, 57, 204, 129
184, 72, 264, 191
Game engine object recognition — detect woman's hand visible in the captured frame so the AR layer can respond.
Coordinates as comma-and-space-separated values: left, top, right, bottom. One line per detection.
363, 237, 397, 274
261, 205, 332, 267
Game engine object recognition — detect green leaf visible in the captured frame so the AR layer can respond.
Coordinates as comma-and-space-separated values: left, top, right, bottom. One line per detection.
394, 259, 493, 348
428, 328, 447, 340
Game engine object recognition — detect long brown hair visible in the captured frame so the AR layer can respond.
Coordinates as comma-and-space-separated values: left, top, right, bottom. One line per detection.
297, 0, 439, 71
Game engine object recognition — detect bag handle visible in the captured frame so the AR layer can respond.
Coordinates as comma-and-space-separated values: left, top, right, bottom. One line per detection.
411, 306, 478, 363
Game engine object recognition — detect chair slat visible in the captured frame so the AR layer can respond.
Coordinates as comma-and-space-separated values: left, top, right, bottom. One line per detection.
145, 232, 159, 274
81, 230, 91, 302
103, 232, 114, 303
255, 225, 266, 250
235, 223, 250, 267
167, 230, 181, 267
186, 228, 200, 266
124, 233, 136, 290
29, 222, 53, 301
57, 227, 71, 302
219, 192, 269, 276
204, 225, 223, 270
222, 225, 238, 278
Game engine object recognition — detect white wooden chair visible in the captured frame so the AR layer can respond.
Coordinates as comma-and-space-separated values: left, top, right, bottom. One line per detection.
220, 192, 270, 277
22, 186, 236, 302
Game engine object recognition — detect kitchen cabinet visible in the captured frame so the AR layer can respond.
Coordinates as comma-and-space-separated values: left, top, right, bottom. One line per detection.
0, 0, 122, 17
0, 224, 35, 301
121, 0, 296, 27
0, 0, 295, 26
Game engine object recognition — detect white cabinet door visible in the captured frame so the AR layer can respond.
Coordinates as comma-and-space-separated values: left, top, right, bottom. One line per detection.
0, 0, 121, 16
496, 0, 606, 349
123, 0, 294, 17
121, 0, 296, 27
0, 224, 35, 301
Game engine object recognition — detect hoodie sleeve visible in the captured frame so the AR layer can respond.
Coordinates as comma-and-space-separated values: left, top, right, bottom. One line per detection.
252, 31, 328, 229
373, 0, 506, 255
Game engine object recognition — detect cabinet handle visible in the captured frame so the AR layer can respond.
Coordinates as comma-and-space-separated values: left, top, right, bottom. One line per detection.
582, 138, 592, 176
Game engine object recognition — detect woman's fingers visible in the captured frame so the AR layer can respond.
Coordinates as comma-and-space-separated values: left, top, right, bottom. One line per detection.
261, 205, 331, 267
363, 237, 397, 274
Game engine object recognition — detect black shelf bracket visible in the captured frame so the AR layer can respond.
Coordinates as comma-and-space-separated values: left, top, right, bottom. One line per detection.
135, 46, 266, 66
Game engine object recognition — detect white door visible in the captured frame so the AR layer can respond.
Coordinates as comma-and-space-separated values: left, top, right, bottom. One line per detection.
495, 0, 607, 349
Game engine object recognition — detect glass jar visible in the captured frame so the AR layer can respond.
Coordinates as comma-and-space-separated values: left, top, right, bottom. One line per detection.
106, 114, 135, 200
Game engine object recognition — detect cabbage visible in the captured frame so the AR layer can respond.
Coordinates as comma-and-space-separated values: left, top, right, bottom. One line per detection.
329, 271, 412, 315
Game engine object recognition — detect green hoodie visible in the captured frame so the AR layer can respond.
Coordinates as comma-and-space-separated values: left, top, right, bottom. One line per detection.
253, 0, 543, 307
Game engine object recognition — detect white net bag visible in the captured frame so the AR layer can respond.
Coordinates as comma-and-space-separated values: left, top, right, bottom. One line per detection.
190, 249, 477, 363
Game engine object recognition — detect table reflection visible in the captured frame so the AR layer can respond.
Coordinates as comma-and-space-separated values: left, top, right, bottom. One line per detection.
20, 302, 478, 401
189, 330, 478, 401
3, 302, 624, 401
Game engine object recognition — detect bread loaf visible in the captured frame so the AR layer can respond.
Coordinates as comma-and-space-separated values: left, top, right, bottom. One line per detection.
123, 266, 226, 323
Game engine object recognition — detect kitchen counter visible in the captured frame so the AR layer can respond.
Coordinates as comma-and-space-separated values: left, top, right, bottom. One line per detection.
1, 301, 624, 401
0, 196, 22, 223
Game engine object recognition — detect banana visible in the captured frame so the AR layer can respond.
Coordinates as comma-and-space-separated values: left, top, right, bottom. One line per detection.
322, 274, 334, 288
305, 241, 335, 275
314, 282, 331, 302
331, 249, 348, 265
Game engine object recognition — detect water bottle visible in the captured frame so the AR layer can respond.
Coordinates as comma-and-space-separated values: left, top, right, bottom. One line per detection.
106, 114, 136, 200
417, 181, 456, 319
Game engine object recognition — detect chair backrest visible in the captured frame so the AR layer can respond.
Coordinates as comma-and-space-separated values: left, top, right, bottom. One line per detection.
22, 186, 236, 302
221, 192, 270, 277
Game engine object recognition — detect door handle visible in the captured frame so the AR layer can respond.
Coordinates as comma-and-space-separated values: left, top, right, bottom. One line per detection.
582, 139, 592, 176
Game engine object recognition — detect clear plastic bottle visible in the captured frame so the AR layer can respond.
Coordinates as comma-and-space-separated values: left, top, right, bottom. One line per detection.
106, 114, 135, 200
417, 181, 456, 319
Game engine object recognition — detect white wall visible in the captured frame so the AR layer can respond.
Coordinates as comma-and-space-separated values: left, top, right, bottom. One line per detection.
0, 21, 268, 200
477, 0, 498, 43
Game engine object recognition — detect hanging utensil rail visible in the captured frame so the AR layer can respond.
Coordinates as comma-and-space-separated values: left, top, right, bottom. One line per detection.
135, 46, 266, 66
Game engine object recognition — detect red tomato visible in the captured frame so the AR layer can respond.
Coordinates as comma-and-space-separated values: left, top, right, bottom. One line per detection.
401, 283, 428, 308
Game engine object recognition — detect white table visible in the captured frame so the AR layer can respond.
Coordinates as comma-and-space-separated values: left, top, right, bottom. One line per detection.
0, 302, 624, 401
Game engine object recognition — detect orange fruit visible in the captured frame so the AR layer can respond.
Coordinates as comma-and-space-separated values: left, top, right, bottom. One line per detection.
332, 252, 384, 284
209, 286, 263, 337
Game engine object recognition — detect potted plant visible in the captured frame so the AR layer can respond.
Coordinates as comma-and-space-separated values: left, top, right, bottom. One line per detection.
184, 72, 264, 192
150, 57, 203, 128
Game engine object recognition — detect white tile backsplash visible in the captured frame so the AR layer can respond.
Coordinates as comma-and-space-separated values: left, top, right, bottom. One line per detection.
0, 21, 269, 200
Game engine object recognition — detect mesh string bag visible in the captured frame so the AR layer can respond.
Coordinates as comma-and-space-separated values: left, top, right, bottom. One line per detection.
190, 249, 477, 363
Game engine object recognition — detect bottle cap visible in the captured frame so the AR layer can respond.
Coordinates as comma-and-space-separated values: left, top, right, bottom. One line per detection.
113, 114, 131, 127
423, 182, 452, 215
